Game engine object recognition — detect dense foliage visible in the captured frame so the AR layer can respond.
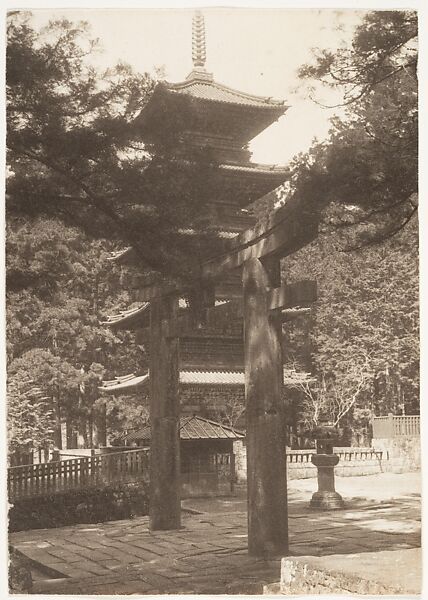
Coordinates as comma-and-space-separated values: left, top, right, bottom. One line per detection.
6, 216, 147, 452
283, 216, 419, 441
278, 11, 419, 440
7, 13, 221, 284
287, 10, 418, 247
5, 13, 216, 453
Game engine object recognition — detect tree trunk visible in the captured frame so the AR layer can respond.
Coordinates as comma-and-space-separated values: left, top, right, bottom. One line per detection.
77, 417, 87, 448
149, 294, 181, 530
88, 409, 94, 448
97, 403, 107, 447
243, 257, 288, 557
53, 396, 62, 449
66, 414, 74, 449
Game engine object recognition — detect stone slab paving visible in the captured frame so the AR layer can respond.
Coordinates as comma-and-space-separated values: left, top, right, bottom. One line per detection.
10, 473, 421, 595
11, 497, 420, 594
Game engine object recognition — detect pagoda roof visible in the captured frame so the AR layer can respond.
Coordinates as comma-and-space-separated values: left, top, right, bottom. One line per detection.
136, 79, 287, 147
100, 373, 150, 393
101, 302, 150, 327
98, 368, 315, 394
107, 247, 133, 263
164, 70, 286, 111
123, 414, 244, 444
136, 12, 289, 149
218, 163, 289, 176
102, 298, 229, 329
105, 207, 257, 268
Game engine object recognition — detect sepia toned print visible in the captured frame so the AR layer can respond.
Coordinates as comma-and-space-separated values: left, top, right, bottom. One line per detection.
6, 8, 419, 595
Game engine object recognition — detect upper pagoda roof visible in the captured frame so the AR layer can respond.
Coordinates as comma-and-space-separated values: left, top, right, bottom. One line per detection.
164, 11, 285, 112
136, 12, 288, 148
164, 69, 286, 111
136, 76, 287, 148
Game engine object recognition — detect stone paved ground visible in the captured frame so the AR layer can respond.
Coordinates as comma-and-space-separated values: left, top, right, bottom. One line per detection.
10, 472, 421, 595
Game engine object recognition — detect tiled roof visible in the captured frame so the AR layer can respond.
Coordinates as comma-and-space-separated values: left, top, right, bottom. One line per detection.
180, 370, 243, 385
102, 298, 230, 328
219, 163, 289, 176
166, 75, 286, 111
181, 369, 315, 386
99, 368, 315, 394
107, 247, 133, 262
123, 415, 245, 444
178, 227, 239, 239
106, 228, 243, 265
99, 373, 149, 393
101, 303, 150, 327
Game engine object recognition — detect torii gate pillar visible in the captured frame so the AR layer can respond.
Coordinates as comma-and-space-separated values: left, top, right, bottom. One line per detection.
149, 295, 181, 530
243, 257, 288, 557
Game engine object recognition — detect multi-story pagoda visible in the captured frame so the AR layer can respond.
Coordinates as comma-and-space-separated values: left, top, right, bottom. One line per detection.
99, 12, 311, 428
135, 11, 288, 232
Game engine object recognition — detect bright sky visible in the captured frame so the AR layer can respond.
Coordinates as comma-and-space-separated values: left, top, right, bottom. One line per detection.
28, 8, 365, 165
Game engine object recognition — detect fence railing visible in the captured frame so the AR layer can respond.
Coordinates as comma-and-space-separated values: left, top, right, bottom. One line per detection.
372, 415, 420, 439
9, 447, 51, 467
285, 447, 385, 463
8, 448, 149, 502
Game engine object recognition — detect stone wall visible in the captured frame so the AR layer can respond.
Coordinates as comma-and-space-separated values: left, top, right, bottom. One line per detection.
233, 441, 388, 482
9, 481, 149, 532
274, 557, 407, 596
372, 436, 421, 472
234, 440, 247, 482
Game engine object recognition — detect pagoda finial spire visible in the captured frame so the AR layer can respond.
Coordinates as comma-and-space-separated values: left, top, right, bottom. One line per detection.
192, 11, 206, 68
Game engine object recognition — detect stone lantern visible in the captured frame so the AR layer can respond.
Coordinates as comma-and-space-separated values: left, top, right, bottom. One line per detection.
309, 424, 344, 510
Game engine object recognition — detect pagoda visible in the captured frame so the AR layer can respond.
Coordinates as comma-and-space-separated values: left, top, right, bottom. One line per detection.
99, 12, 310, 425
134, 11, 288, 230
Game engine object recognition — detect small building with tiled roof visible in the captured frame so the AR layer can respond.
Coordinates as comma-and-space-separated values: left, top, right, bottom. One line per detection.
122, 415, 244, 497
123, 414, 244, 445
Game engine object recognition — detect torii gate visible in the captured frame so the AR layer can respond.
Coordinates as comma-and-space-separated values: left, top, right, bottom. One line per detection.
143, 192, 319, 557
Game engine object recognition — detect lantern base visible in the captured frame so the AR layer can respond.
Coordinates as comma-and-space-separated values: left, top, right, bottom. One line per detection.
310, 491, 345, 510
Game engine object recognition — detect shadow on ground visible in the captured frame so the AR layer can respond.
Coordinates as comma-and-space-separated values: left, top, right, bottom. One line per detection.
10, 472, 421, 595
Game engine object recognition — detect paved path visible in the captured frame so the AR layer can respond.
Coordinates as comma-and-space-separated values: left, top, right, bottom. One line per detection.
10, 473, 421, 595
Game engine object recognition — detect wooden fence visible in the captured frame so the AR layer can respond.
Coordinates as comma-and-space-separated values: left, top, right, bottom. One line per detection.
9, 447, 51, 467
8, 448, 149, 502
372, 415, 420, 439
